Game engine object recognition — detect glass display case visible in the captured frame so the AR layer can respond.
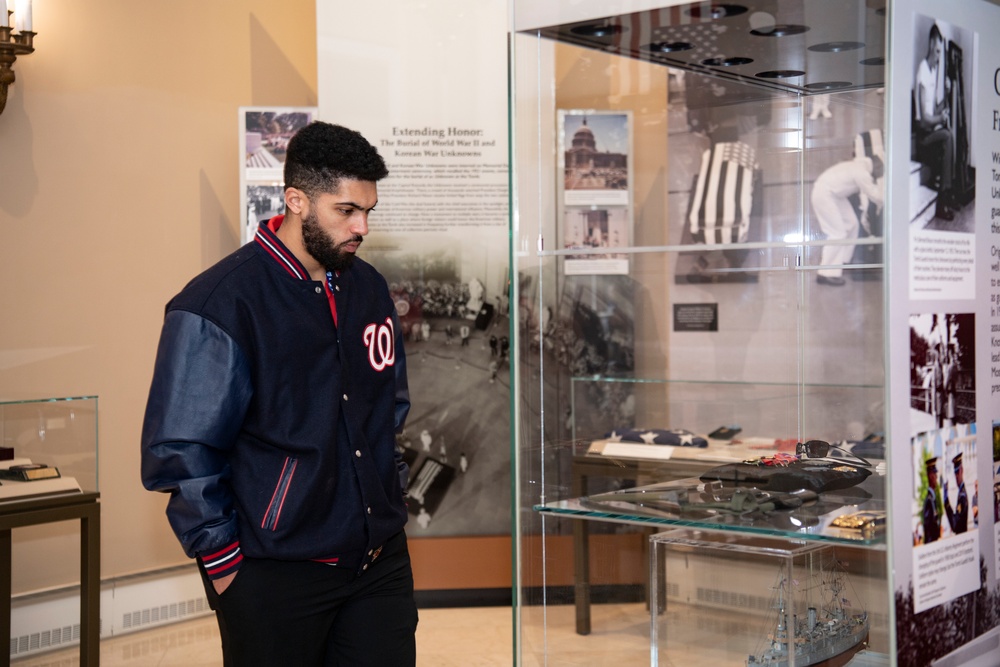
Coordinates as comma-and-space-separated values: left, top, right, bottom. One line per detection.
0, 396, 100, 665
650, 529, 886, 666
0, 396, 99, 498
510, 0, 893, 664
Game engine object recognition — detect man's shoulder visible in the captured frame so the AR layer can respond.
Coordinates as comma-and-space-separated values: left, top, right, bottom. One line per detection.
169, 244, 263, 312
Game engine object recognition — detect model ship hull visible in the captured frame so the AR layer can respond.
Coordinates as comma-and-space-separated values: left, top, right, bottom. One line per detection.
748, 613, 868, 667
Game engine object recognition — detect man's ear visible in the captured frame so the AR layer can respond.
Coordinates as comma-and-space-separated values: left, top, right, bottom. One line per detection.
285, 188, 308, 216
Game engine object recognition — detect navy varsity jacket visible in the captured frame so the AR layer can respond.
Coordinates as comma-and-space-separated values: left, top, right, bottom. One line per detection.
141, 219, 410, 578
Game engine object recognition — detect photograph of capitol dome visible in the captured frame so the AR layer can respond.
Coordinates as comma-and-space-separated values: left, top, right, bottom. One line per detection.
559, 111, 633, 275
561, 111, 631, 207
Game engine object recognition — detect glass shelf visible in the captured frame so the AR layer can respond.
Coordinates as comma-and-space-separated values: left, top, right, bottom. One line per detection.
570, 375, 884, 389
536, 473, 887, 547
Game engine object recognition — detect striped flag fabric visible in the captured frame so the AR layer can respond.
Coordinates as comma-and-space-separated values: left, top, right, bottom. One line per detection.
687, 141, 757, 244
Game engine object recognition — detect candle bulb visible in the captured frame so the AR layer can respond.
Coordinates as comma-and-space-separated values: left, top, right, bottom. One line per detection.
14, 0, 29, 32
0, 0, 7, 29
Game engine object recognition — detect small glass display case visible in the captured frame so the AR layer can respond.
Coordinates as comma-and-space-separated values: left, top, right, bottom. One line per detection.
0, 396, 99, 499
649, 529, 888, 666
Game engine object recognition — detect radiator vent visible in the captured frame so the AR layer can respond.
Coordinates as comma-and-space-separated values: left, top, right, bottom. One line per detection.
695, 587, 771, 612
121, 598, 209, 630
10, 565, 210, 660
10, 623, 80, 657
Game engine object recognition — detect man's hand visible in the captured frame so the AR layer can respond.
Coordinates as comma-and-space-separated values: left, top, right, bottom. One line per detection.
212, 571, 238, 595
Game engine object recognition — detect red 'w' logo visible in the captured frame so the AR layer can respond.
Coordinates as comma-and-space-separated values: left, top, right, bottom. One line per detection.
363, 317, 396, 371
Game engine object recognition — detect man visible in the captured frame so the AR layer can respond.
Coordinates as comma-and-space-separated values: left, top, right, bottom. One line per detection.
914, 23, 956, 221
945, 452, 969, 534
141, 122, 416, 666
922, 457, 941, 543
811, 154, 884, 286
932, 344, 945, 428
942, 347, 957, 426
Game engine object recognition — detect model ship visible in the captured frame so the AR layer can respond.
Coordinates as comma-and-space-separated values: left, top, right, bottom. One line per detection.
747, 555, 869, 667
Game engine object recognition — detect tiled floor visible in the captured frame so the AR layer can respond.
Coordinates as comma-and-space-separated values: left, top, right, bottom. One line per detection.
8, 603, 663, 667
10, 601, 890, 666
11, 605, 515, 666
9, 605, 525, 667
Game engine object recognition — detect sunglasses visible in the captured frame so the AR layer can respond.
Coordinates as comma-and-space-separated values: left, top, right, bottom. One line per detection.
795, 439, 872, 468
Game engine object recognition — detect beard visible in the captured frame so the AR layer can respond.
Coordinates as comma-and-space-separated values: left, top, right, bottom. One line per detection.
300, 208, 362, 273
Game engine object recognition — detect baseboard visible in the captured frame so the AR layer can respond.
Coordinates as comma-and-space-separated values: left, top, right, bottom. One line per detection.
415, 587, 513, 608
517, 584, 646, 606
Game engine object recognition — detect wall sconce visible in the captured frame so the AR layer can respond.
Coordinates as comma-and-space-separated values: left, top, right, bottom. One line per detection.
0, 0, 34, 116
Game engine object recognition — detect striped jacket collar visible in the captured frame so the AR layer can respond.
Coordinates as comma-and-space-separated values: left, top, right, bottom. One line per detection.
254, 215, 311, 281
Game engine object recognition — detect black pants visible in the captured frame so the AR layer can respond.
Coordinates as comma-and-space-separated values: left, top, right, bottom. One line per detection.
199, 532, 418, 667
918, 126, 954, 193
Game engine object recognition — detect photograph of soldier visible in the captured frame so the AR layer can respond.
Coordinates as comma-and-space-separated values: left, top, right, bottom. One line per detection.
908, 312, 976, 434
912, 426, 978, 545
921, 456, 941, 544
944, 452, 968, 534
811, 155, 885, 286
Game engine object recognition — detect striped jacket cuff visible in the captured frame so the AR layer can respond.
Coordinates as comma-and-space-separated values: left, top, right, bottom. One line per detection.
199, 541, 243, 580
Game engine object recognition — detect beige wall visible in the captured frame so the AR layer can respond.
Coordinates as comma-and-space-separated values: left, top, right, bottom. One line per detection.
0, 0, 317, 589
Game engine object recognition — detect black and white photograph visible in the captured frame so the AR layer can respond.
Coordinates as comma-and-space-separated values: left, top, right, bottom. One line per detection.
809, 137, 885, 287
909, 312, 976, 435
244, 109, 314, 175
674, 137, 764, 283
563, 206, 629, 275
909, 15, 976, 232
362, 241, 511, 537
243, 184, 285, 244
668, 71, 768, 284
239, 106, 317, 244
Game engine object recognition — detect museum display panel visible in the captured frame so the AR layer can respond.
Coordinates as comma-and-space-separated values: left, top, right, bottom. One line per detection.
510, 0, 895, 663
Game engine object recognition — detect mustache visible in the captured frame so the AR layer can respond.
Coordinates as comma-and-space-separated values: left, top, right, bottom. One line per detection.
338, 235, 364, 248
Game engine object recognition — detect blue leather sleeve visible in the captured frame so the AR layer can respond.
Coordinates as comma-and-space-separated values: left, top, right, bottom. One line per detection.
140, 310, 253, 557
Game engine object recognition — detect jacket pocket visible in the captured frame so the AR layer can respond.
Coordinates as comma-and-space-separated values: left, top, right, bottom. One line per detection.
261, 457, 298, 531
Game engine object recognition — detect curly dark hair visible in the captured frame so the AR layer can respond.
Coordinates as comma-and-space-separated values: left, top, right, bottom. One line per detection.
283, 121, 388, 197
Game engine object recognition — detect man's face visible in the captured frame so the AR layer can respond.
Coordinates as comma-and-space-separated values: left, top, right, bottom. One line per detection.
930, 37, 943, 67
929, 470, 938, 488
300, 179, 378, 273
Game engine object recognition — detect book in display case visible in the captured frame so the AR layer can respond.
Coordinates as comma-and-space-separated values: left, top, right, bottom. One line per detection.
0, 396, 98, 501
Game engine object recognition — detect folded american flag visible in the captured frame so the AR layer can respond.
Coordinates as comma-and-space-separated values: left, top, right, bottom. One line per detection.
688, 141, 756, 245
605, 428, 708, 447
